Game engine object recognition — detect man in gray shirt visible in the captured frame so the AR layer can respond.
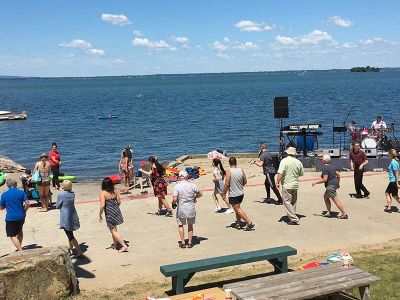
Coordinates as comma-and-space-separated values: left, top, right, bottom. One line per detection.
172, 170, 202, 248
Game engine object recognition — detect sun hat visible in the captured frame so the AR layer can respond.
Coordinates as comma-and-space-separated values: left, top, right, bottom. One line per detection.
285, 147, 297, 156
61, 180, 73, 191
179, 170, 189, 178
40, 152, 48, 158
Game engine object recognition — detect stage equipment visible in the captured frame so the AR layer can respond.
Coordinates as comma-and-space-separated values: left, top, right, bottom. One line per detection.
364, 148, 377, 158
282, 123, 323, 157
323, 149, 340, 158
274, 96, 289, 119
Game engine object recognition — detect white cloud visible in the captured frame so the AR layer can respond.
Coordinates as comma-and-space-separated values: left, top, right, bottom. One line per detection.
212, 38, 259, 52
328, 16, 354, 27
65, 53, 75, 58
301, 30, 335, 45
113, 59, 124, 65
216, 53, 233, 59
59, 39, 92, 49
343, 42, 358, 48
234, 20, 275, 32
101, 13, 132, 26
86, 48, 106, 56
174, 36, 189, 44
133, 30, 143, 37
236, 42, 259, 50
275, 30, 336, 46
132, 38, 177, 51
275, 35, 298, 46
358, 37, 383, 45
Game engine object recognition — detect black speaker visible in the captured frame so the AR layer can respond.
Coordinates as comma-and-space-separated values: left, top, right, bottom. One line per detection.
274, 96, 289, 119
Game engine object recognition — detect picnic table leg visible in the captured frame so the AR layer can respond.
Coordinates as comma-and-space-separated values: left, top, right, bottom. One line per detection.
359, 285, 371, 300
268, 257, 288, 274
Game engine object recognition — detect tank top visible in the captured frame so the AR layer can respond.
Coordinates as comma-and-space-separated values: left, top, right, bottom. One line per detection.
38, 162, 50, 182
229, 168, 244, 197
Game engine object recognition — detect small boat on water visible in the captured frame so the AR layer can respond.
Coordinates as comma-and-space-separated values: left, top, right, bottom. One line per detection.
0, 111, 27, 121
97, 113, 118, 120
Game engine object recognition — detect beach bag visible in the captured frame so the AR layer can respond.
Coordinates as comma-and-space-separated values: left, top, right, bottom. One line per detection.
31, 170, 41, 183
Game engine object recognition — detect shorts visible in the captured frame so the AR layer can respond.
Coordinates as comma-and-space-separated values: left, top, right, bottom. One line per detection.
229, 194, 244, 205
325, 185, 338, 199
214, 180, 224, 194
386, 182, 399, 197
6, 219, 25, 237
37, 180, 51, 186
177, 216, 195, 226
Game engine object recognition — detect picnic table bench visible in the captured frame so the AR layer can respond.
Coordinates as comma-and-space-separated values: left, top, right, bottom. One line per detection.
223, 262, 380, 300
160, 245, 297, 295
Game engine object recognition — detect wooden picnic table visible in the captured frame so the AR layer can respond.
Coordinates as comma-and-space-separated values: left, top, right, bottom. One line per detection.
169, 287, 225, 300
223, 263, 380, 300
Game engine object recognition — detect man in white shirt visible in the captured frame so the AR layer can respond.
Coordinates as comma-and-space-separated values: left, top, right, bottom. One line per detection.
172, 170, 202, 248
371, 115, 387, 130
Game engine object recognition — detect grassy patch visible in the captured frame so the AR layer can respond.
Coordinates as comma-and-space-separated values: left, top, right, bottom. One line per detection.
74, 244, 400, 299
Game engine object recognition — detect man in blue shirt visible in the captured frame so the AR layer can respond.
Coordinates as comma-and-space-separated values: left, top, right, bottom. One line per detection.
0, 178, 30, 251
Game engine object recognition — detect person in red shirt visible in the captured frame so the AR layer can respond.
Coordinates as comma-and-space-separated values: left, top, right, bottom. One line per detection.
49, 142, 61, 190
349, 142, 370, 198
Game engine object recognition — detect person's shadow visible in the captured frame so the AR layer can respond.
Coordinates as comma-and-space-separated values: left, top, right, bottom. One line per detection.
73, 243, 95, 279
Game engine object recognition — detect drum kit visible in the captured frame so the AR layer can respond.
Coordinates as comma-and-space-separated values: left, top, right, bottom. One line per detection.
351, 123, 397, 151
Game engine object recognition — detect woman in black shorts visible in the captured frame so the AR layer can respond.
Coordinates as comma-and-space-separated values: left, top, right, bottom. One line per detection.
384, 149, 400, 212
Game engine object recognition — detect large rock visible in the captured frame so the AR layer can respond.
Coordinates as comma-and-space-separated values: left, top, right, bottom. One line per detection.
0, 247, 78, 300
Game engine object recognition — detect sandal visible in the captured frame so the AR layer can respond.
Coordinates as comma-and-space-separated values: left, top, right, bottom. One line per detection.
178, 242, 186, 249
234, 223, 242, 230
384, 207, 392, 213
155, 211, 161, 216
187, 244, 193, 248
338, 214, 348, 219
322, 212, 331, 218
118, 247, 129, 253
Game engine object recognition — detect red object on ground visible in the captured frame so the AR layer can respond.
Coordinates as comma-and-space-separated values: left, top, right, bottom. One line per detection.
139, 161, 147, 166
108, 174, 121, 184
302, 262, 321, 269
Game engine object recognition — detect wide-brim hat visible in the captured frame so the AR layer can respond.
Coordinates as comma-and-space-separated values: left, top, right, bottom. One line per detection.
40, 153, 48, 158
61, 180, 73, 191
285, 147, 297, 156
179, 170, 189, 178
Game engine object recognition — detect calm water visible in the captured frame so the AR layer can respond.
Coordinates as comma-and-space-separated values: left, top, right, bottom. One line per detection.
1, 70, 399, 180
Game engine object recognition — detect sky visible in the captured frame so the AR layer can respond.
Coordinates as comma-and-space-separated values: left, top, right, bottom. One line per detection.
1, 0, 399, 77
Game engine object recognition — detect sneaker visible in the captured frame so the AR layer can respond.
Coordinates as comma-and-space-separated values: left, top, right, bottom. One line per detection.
244, 222, 256, 231
288, 221, 300, 225
224, 208, 234, 214
165, 210, 173, 217
364, 193, 370, 199
214, 206, 222, 213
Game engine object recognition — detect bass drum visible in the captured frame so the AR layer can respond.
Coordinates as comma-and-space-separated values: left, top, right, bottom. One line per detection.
361, 137, 377, 149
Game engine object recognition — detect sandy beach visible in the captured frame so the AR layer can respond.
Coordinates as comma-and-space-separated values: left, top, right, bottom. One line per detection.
0, 155, 398, 293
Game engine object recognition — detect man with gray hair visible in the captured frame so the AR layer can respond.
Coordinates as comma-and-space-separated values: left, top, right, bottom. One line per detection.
275, 147, 304, 225
172, 170, 202, 248
0, 178, 30, 251
312, 154, 348, 219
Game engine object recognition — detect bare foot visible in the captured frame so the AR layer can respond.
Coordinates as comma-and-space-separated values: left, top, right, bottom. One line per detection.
118, 247, 129, 253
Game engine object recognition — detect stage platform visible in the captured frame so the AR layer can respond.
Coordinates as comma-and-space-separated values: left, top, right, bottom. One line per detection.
298, 155, 390, 171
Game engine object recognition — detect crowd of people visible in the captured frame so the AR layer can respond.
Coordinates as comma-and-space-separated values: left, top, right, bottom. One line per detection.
1, 140, 399, 253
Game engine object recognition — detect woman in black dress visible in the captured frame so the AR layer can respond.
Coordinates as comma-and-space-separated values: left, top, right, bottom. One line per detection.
139, 156, 173, 217
99, 178, 128, 252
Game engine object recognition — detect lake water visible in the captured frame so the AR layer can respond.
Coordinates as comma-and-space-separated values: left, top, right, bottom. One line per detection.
0, 70, 399, 180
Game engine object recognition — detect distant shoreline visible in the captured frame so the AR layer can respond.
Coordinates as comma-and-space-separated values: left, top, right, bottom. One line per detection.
1, 67, 399, 79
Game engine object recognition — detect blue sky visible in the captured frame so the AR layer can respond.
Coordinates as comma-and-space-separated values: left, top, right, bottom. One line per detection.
1, 0, 399, 76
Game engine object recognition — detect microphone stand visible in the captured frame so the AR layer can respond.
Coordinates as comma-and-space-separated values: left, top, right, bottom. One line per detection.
342, 107, 354, 153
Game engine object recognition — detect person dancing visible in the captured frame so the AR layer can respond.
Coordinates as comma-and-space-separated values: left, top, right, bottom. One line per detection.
139, 156, 173, 217
211, 158, 233, 213
384, 149, 400, 213
349, 142, 370, 198
254, 143, 283, 204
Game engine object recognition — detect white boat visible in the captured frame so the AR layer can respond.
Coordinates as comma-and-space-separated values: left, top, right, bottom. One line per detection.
0, 111, 27, 121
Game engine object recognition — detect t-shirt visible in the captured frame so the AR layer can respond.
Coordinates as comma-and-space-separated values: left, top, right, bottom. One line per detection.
49, 150, 60, 167
0, 188, 28, 221
349, 150, 367, 165
277, 156, 304, 189
321, 164, 339, 188
173, 181, 200, 218
259, 151, 276, 174
388, 159, 400, 182
371, 121, 387, 130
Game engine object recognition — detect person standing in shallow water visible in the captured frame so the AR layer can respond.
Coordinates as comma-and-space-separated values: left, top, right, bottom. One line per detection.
223, 157, 256, 231
99, 178, 128, 252
254, 143, 283, 205
139, 156, 173, 217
